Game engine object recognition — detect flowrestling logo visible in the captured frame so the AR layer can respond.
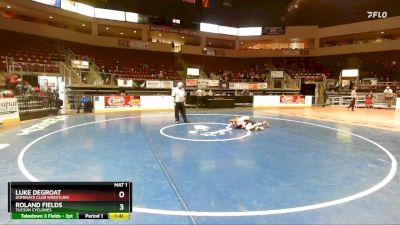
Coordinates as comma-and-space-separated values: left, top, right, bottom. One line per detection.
17, 116, 67, 135
367, 11, 388, 19
189, 124, 231, 137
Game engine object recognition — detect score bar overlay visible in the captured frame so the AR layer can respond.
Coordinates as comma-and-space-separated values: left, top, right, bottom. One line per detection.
8, 182, 132, 220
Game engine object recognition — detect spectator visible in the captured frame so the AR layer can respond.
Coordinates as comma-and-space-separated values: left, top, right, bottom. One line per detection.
365, 91, 373, 109
195, 88, 203, 96
383, 86, 394, 109
16, 79, 33, 95
347, 87, 357, 111
100, 66, 107, 82
77, 95, 89, 113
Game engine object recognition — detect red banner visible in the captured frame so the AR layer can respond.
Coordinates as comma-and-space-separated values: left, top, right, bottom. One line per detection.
186, 79, 198, 87
105, 96, 141, 108
280, 95, 305, 104
249, 83, 259, 90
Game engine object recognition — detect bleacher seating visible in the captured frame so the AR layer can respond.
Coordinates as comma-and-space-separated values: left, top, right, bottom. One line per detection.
0, 30, 63, 73
64, 41, 180, 80
1, 30, 399, 85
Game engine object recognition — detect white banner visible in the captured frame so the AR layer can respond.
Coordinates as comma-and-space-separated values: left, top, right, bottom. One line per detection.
117, 79, 133, 87
197, 79, 219, 88
198, 79, 209, 89
258, 83, 268, 89
271, 71, 284, 78
146, 80, 161, 88
229, 82, 249, 90
118, 39, 149, 49
71, 59, 89, 69
207, 80, 220, 87
0, 98, 19, 122
160, 80, 174, 89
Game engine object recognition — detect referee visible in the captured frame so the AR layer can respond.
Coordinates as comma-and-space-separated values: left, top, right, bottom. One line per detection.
172, 82, 189, 123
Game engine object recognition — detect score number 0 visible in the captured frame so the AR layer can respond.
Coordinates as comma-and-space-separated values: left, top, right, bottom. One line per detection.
119, 191, 125, 210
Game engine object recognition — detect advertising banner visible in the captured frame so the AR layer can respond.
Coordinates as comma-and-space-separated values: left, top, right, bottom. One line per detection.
207, 80, 219, 87
186, 79, 198, 87
0, 98, 19, 122
271, 71, 284, 78
117, 79, 133, 87
71, 60, 89, 69
197, 79, 209, 89
132, 81, 145, 88
145, 80, 161, 88
249, 83, 259, 90
280, 95, 305, 104
257, 83, 268, 89
160, 80, 174, 89
104, 96, 140, 108
150, 25, 199, 36
229, 82, 249, 90
118, 39, 149, 49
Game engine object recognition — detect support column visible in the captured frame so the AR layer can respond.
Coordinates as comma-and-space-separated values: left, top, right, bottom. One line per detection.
200, 35, 206, 49
142, 29, 149, 41
91, 22, 98, 36
314, 37, 320, 48
235, 37, 240, 50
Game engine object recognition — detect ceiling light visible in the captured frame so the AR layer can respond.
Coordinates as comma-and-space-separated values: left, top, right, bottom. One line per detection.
120, 32, 124, 35
82, 24, 86, 27
49, 16, 53, 19
6, 5, 11, 9
105, 27, 109, 30
381, 31, 384, 34
133, 30, 137, 33
181, 36, 185, 39
158, 33, 162, 36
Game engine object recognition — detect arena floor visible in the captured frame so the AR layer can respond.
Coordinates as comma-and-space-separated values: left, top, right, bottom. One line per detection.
0, 107, 399, 224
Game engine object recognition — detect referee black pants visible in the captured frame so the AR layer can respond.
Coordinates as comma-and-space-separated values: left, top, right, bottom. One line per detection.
348, 97, 355, 110
175, 102, 188, 122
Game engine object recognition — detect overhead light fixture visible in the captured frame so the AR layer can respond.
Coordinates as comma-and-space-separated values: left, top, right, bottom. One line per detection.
49, 16, 53, 19
133, 30, 137, 33
181, 36, 185, 39
240, 42, 243, 44
120, 32, 124, 35
158, 33, 162, 36
105, 27, 109, 30
82, 24, 86, 27
6, 5, 11, 9
381, 31, 385, 34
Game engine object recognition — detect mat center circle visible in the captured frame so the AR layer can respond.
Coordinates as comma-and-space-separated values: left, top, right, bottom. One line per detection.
160, 122, 251, 142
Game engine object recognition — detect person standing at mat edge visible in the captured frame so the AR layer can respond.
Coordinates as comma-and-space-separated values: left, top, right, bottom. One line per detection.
172, 82, 188, 123
347, 86, 357, 111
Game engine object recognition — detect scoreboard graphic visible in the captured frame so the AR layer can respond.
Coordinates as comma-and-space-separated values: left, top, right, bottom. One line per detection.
8, 182, 132, 220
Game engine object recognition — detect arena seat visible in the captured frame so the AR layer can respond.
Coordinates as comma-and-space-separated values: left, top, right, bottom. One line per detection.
0, 30, 62, 73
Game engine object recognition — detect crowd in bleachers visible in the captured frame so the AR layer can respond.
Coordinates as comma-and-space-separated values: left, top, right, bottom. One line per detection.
1, 30, 399, 90
207, 68, 267, 83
